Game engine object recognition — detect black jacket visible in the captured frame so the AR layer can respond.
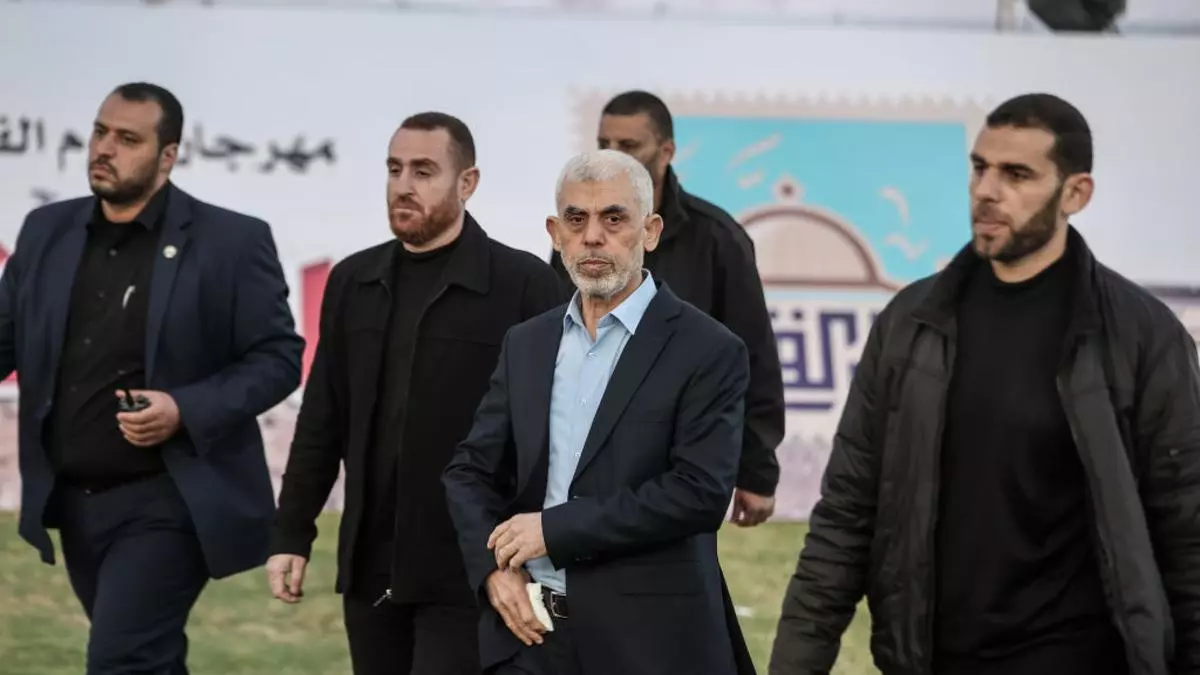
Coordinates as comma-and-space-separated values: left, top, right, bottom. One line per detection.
550, 167, 785, 495
442, 283, 756, 674
271, 214, 566, 604
770, 228, 1200, 675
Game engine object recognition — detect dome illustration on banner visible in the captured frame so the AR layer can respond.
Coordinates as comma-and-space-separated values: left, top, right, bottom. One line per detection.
738, 176, 899, 292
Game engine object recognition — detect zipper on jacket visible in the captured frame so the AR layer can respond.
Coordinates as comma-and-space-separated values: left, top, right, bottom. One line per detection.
910, 316, 954, 675
922, 344, 953, 675
1056, 369, 1134, 671
384, 282, 450, 602
373, 587, 393, 607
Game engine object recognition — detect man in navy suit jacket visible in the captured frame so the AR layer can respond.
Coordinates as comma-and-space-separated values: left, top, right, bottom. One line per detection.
0, 82, 303, 674
443, 149, 756, 675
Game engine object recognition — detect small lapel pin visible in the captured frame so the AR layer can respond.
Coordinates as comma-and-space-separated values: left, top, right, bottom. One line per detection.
163, 245, 178, 259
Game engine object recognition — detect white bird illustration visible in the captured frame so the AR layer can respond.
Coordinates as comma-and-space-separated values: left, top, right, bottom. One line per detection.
879, 186, 910, 225
729, 133, 781, 169
885, 232, 928, 261
738, 170, 765, 189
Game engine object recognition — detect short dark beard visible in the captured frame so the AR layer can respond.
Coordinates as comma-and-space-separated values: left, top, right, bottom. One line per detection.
393, 189, 461, 248
975, 182, 1063, 263
90, 156, 160, 206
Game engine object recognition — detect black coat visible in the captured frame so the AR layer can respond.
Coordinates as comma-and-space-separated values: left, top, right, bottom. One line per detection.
550, 167, 785, 495
770, 227, 1200, 675
271, 214, 567, 604
443, 283, 757, 675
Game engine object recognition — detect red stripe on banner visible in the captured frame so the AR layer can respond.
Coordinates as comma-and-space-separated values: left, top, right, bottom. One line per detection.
300, 259, 332, 386
0, 243, 12, 384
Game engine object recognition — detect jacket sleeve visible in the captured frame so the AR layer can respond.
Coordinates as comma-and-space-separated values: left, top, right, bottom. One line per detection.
168, 220, 304, 455
539, 335, 748, 566
0, 213, 30, 380
270, 268, 345, 559
713, 229, 785, 496
769, 305, 889, 675
442, 331, 519, 598
1136, 317, 1200, 673
522, 261, 571, 319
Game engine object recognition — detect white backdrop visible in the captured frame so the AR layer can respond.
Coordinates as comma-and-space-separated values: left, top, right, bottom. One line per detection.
1, 2, 1198, 516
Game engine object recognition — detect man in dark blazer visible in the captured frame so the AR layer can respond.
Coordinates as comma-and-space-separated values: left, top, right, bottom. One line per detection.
443, 148, 755, 675
0, 82, 303, 674
267, 112, 565, 675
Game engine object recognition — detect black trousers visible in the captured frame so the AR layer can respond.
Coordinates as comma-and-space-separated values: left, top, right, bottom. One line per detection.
343, 580, 482, 675
56, 473, 209, 675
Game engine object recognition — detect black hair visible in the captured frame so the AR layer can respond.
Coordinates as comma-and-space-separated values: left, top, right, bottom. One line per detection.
986, 93, 1093, 176
602, 90, 674, 142
111, 82, 184, 149
400, 111, 477, 170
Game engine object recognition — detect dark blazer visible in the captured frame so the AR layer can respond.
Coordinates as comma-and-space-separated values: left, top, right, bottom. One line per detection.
443, 282, 756, 675
0, 183, 304, 579
271, 213, 567, 604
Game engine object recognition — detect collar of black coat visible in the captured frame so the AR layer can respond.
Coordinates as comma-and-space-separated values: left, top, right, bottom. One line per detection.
910, 225, 1103, 339
656, 165, 692, 244
77, 181, 193, 234
354, 209, 491, 295
88, 180, 172, 231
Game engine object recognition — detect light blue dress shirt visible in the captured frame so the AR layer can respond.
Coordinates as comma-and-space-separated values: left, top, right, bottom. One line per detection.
525, 270, 658, 593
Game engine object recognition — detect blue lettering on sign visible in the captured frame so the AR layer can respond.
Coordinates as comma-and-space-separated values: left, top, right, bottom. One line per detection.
772, 305, 882, 412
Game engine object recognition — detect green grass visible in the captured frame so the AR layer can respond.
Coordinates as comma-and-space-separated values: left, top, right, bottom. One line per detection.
0, 513, 875, 674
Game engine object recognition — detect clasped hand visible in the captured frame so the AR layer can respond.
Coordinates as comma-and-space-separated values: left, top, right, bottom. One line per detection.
486, 513, 549, 646
487, 512, 547, 570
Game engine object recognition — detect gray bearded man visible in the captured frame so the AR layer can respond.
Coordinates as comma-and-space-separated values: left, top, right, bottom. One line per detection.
444, 149, 756, 675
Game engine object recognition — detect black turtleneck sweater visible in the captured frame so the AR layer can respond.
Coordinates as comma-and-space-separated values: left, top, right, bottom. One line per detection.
356, 237, 459, 581
933, 250, 1127, 675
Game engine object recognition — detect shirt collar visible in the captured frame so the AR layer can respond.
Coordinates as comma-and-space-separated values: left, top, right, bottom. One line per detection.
564, 269, 657, 334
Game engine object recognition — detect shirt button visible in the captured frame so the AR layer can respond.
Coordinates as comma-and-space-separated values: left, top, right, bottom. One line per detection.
97, 291, 106, 299
107, 249, 117, 257
586, 352, 596, 359
82, 337, 92, 346
574, 452, 581, 459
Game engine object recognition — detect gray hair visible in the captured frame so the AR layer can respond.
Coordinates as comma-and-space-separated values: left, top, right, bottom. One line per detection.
555, 149, 654, 218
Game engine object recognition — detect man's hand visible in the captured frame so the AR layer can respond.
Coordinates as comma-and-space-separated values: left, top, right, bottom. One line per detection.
730, 488, 775, 527
486, 568, 545, 646
115, 390, 182, 447
488, 513, 547, 570
266, 554, 308, 603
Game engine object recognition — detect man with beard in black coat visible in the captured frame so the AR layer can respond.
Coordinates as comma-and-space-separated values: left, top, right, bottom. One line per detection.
771, 93, 1200, 675
267, 112, 566, 675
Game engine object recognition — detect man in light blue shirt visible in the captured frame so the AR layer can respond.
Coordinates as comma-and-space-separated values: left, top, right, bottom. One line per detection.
444, 148, 753, 675
524, 269, 658, 593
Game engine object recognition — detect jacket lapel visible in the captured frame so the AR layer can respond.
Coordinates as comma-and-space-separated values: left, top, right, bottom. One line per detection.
570, 288, 680, 483
43, 206, 91, 409
144, 187, 192, 382
516, 314, 563, 495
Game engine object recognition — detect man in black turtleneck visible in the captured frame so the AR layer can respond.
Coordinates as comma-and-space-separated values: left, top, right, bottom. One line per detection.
935, 205, 1124, 675
772, 94, 1200, 675
267, 112, 565, 675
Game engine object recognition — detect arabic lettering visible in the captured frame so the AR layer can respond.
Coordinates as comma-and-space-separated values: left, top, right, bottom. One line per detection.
260, 137, 336, 174
0, 116, 47, 155
1, 115, 336, 175
57, 130, 83, 172
771, 302, 877, 412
